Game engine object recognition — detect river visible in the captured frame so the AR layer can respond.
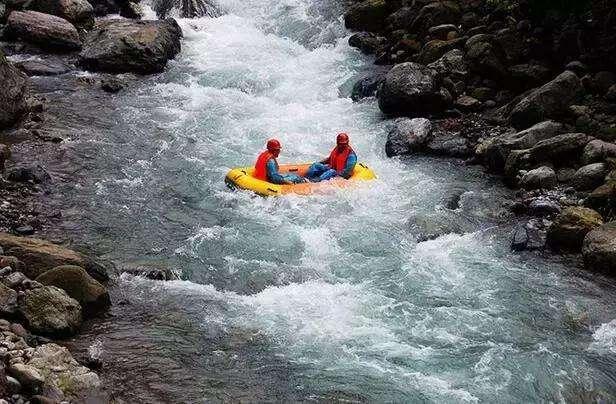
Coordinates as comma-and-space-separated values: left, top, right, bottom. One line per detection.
24, 0, 616, 401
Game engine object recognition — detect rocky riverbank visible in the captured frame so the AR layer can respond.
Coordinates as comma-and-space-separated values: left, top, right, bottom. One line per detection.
345, 0, 616, 273
0, 0, 187, 400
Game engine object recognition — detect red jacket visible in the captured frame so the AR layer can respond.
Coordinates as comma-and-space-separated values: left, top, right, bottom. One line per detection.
328, 146, 354, 172
254, 150, 277, 181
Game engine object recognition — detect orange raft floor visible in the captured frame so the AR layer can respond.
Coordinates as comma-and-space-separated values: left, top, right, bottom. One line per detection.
225, 163, 376, 196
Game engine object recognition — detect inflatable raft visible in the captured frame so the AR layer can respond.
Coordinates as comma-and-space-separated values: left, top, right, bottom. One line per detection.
225, 163, 376, 196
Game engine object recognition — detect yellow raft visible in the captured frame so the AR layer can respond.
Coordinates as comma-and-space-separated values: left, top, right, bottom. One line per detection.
225, 163, 376, 196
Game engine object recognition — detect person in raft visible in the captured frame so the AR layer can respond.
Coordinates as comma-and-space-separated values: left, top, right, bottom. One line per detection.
306, 132, 357, 182
254, 139, 306, 184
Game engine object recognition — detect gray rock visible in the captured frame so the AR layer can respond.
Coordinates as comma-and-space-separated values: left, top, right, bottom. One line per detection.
9, 363, 44, 393
465, 35, 507, 80
16, 58, 71, 76
581, 139, 616, 164
351, 73, 385, 101
0, 283, 19, 316
427, 49, 468, 80
26, 0, 94, 28
348, 32, 388, 55
583, 221, 616, 274
508, 63, 551, 89
6, 164, 51, 184
79, 19, 182, 74
606, 84, 616, 102
100, 76, 125, 93
385, 118, 432, 157
565, 61, 587, 76
429, 24, 458, 39
557, 167, 576, 183
572, 163, 608, 191
0, 50, 30, 129
378, 62, 450, 117
5, 376, 22, 394
454, 95, 481, 112
507, 71, 583, 129
2, 271, 26, 288
5, 11, 81, 51
22, 286, 82, 337
519, 166, 557, 190
528, 133, 589, 163
425, 131, 470, 157
511, 225, 529, 251
528, 198, 561, 216
343, 0, 388, 32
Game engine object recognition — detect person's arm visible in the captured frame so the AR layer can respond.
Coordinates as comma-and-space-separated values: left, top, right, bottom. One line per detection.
340, 152, 357, 179
320, 156, 330, 165
266, 159, 291, 184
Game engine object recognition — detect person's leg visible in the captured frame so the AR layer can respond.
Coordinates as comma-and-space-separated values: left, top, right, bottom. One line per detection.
319, 169, 338, 181
306, 163, 328, 180
284, 174, 307, 184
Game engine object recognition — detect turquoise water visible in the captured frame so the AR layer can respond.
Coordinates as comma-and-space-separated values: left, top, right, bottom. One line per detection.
32, 0, 616, 401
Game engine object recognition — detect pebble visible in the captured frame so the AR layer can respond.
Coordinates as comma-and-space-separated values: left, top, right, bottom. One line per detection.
3, 271, 27, 288
14, 225, 35, 236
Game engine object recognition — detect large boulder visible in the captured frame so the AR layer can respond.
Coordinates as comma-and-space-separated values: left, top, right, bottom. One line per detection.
0, 50, 30, 129
527, 133, 589, 164
378, 62, 450, 117
419, 38, 464, 65
571, 163, 608, 191
5, 11, 82, 51
35, 265, 110, 315
465, 35, 507, 80
348, 32, 387, 55
0, 233, 109, 282
426, 48, 468, 80
581, 139, 616, 164
519, 166, 557, 190
79, 18, 182, 74
507, 71, 583, 129
480, 121, 563, 173
351, 72, 385, 101
8, 363, 44, 393
22, 286, 82, 337
410, 1, 461, 36
27, 343, 104, 402
343, 0, 388, 32
547, 207, 603, 252
583, 221, 616, 274
385, 118, 432, 157
27, 0, 94, 28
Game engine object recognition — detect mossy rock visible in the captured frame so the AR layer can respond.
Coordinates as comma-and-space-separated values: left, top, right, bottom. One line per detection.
36, 265, 110, 316
23, 286, 82, 338
547, 207, 603, 252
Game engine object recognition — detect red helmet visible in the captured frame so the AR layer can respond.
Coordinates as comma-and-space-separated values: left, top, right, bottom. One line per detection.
337, 132, 349, 145
267, 139, 281, 151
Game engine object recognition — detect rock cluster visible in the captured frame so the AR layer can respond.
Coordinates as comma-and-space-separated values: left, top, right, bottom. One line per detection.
0, 235, 110, 402
345, 0, 616, 273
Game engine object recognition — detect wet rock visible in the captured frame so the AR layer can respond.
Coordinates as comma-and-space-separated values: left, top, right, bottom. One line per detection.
410, 1, 461, 36
419, 38, 464, 65
583, 221, 616, 273
528, 198, 561, 216
22, 286, 82, 337
581, 139, 616, 164
465, 35, 507, 81
547, 207, 603, 252
528, 133, 589, 164
3, 271, 26, 288
0, 256, 25, 272
427, 49, 468, 81
27, 343, 104, 402
507, 71, 583, 129
343, 0, 387, 33
0, 233, 109, 281
6, 164, 51, 184
348, 32, 387, 55
351, 73, 385, 101
511, 220, 546, 251
36, 265, 110, 315
428, 24, 458, 40
0, 50, 30, 129
557, 167, 576, 183
100, 76, 125, 93
121, 264, 175, 280
16, 59, 71, 76
586, 182, 616, 219
5, 11, 81, 51
79, 18, 182, 74
425, 131, 470, 157
9, 363, 44, 393
508, 63, 551, 90
454, 95, 481, 112
6, 376, 22, 395
572, 163, 608, 191
594, 71, 615, 95
519, 166, 557, 190
385, 117, 432, 157
26, 0, 94, 28
14, 226, 35, 236
408, 211, 464, 242
378, 62, 450, 117
511, 225, 529, 251
565, 61, 587, 76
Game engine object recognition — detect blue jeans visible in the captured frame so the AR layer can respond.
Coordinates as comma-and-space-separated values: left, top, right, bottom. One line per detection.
306, 163, 337, 182
283, 174, 305, 184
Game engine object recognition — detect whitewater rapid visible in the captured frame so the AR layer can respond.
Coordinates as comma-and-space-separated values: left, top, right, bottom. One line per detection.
34, 0, 616, 401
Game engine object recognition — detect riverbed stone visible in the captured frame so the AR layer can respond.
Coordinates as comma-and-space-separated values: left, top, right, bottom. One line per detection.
0, 50, 30, 129
583, 221, 616, 273
9, 363, 44, 393
547, 207, 603, 252
343, 0, 387, 32
0, 283, 19, 317
385, 118, 432, 157
528, 133, 589, 164
22, 286, 82, 337
572, 163, 608, 191
0, 233, 108, 282
26, 0, 94, 28
508, 71, 583, 129
378, 62, 450, 117
5, 11, 81, 51
519, 166, 557, 190
35, 265, 110, 315
16, 58, 71, 76
582, 139, 616, 164
79, 18, 182, 74
427, 49, 468, 81
348, 32, 387, 55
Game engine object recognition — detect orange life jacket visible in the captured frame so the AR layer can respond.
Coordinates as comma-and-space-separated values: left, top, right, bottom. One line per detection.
254, 150, 277, 181
328, 146, 353, 172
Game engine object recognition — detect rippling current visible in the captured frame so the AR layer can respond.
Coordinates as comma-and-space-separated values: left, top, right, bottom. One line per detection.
24, 0, 616, 401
